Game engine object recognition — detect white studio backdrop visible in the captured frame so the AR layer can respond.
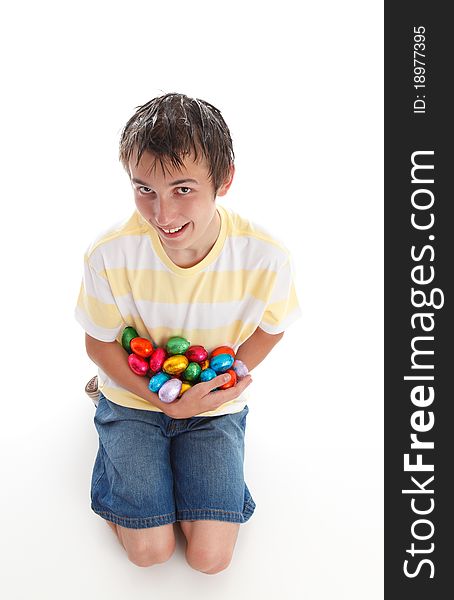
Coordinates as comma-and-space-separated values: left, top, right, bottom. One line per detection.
0, 1, 383, 599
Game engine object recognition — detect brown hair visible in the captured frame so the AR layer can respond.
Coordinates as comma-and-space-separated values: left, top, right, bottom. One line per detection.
119, 93, 234, 193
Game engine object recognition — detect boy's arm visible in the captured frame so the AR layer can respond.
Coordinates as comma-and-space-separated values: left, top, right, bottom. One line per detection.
85, 333, 251, 418
85, 334, 171, 410
235, 327, 284, 371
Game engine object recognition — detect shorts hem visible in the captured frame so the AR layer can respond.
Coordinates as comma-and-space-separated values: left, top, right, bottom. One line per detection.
91, 504, 176, 529
176, 498, 256, 524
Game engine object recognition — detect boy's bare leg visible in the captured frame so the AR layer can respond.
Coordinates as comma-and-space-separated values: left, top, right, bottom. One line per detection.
104, 520, 176, 567
106, 520, 125, 547
179, 520, 240, 575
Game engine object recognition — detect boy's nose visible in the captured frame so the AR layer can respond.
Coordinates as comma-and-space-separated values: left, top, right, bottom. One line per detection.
154, 197, 177, 226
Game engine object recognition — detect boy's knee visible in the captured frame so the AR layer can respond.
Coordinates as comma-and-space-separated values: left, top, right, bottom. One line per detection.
185, 545, 232, 575
127, 539, 176, 568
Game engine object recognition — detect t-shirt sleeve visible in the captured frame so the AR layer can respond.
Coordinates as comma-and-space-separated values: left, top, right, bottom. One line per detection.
74, 253, 124, 342
259, 257, 301, 335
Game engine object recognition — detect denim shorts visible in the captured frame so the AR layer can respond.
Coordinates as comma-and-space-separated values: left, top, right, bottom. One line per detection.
91, 393, 256, 529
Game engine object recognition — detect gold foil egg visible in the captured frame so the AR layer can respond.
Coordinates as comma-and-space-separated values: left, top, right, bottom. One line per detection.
179, 382, 193, 397
163, 354, 189, 375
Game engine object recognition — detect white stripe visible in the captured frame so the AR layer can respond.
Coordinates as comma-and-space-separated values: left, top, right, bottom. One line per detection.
88, 235, 168, 272
82, 261, 119, 305
259, 306, 302, 334
88, 232, 288, 274
205, 235, 289, 272
115, 294, 266, 331
267, 259, 293, 303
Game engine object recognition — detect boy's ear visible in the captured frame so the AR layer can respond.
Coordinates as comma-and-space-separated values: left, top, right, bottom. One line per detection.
216, 164, 235, 197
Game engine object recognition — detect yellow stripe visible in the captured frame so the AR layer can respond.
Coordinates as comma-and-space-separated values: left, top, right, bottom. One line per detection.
111, 319, 258, 351
86, 206, 289, 267
226, 209, 290, 254
102, 268, 278, 303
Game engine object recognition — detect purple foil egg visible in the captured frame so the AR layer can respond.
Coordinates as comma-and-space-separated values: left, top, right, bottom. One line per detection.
232, 359, 249, 378
158, 378, 182, 403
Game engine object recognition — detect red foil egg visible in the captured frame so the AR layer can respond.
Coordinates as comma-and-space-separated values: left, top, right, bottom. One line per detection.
186, 345, 208, 363
149, 347, 167, 372
210, 345, 235, 359
219, 369, 237, 390
130, 337, 153, 358
128, 353, 149, 376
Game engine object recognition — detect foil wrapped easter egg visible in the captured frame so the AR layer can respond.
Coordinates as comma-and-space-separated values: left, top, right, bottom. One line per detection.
128, 353, 149, 376
199, 367, 217, 383
179, 381, 192, 397
159, 378, 182, 403
199, 359, 210, 370
232, 359, 249, 378
209, 353, 234, 374
121, 326, 139, 353
149, 347, 167, 372
210, 345, 235, 359
182, 362, 202, 382
130, 337, 153, 358
219, 369, 237, 390
166, 336, 190, 355
163, 354, 189, 375
149, 371, 170, 393
185, 345, 208, 363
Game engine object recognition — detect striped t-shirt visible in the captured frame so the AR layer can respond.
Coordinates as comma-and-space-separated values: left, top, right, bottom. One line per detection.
75, 203, 301, 415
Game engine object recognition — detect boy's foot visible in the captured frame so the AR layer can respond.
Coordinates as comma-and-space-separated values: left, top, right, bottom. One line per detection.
85, 375, 99, 408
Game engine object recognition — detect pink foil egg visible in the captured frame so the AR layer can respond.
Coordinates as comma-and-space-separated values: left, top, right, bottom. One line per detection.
128, 353, 149, 376
186, 345, 208, 363
158, 378, 182, 403
149, 347, 167, 372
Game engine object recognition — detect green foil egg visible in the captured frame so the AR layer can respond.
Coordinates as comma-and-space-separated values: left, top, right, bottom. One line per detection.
182, 362, 202, 382
121, 326, 139, 353
166, 336, 190, 355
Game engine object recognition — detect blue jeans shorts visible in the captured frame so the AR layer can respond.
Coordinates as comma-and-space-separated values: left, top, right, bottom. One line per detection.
91, 393, 256, 529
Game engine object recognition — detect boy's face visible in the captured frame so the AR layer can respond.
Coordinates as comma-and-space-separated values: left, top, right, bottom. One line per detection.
129, 150, 233, 266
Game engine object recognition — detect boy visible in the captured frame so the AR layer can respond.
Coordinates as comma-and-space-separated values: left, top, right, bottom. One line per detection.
75, 93, 301, 573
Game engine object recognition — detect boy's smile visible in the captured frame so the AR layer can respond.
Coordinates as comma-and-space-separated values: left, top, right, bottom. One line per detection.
129, 150, 233, 268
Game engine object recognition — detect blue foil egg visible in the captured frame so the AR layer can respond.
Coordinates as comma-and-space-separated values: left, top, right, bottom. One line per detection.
209, 353, 234, 374
149, 372, 170, 393
199, 367, 217, 382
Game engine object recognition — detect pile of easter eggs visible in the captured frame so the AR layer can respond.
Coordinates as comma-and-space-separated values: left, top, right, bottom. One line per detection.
122, 327, 249, 404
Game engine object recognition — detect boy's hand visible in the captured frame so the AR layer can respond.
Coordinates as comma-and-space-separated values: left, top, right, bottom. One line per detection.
164, 373, 253, 419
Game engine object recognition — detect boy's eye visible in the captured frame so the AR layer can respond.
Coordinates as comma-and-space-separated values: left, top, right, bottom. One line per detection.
137, 186, 191, 195
138, 186, 153, 194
